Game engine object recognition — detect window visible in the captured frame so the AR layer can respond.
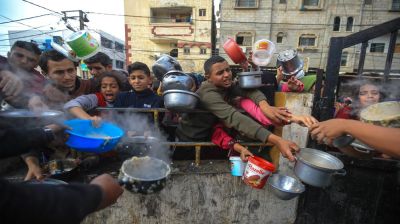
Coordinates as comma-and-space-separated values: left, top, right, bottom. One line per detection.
200, 48, 207, 55
303, 0, 319, 6
115, 60, 124, 69
115, 42, 124, 53
236, 33, 253, 46
340, 51, 348, 66
364, 0, 372, 4
276, 32, 284, 43
370, 43, 385, 53
346, 17, 354, 31
299, 34, 317, 47
199, 9, 206, 17
279, 0, 287, 3
100, 36, 113, 49
184, 46, 190, 55
235, 0, 258, 8
392, 0, 400, 10
333, 16, 341, 31
395, 43, 400, 53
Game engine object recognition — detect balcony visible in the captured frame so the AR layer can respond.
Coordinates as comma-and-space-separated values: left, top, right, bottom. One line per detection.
150, 7, 194, 43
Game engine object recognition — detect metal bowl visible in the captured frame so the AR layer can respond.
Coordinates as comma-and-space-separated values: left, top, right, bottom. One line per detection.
268, 174, 305, 200
277, 49, 304, 76
163, 90, 199, 111
238, 71, 263, 89
162, 70, 195, 91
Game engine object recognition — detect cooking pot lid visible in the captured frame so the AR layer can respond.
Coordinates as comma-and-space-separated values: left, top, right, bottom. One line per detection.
0, 109, 63, 118
121, 156, 171, 181
360, 101, 400, 123
297, 148, 344, 170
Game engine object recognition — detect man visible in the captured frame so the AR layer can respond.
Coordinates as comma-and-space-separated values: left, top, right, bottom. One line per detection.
0, 41, 45, 108
34, 49, 93, 110
0, 124, 123, 224
83, 52, 131, 91
176, 56, 299, 161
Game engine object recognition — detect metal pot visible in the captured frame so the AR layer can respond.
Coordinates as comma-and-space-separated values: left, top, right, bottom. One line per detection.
277, 49, 304, 78
163, 89, 199, 111
152, 54, 182, 81
294, 148, 346, 187
238, 71, 263, 89
119, 136, 160, 157
268, 174, 305, 200
118, 156, 171, 194
0, 109, 64, 128
162, 70, 195, 91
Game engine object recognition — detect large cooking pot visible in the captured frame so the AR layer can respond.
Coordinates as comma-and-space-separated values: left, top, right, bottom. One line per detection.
238, 71, 263, 89
277, 49, 304, 79
118, 156, 171, 194
294, 148, 346, 187
360, 101, 400, 128
162, 70, 195, 91
163, 89, 199, 111
152, 54, 182, 82
0, 109, 64, 127
119, 136, 160, 158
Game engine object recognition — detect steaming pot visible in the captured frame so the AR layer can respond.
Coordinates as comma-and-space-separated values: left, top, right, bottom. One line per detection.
238, 71, 263, 89
277, 49, 304, 78
118, 156, 171, 194
162, 70, 195, 91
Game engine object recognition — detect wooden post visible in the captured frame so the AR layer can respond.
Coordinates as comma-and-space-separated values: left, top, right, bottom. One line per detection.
195, 145, 201, 166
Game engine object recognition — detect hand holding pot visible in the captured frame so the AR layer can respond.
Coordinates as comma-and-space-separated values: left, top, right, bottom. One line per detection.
268, 134, 299, 162
0, 70, 23, 99
310, 119, 348, 145
90, 174, 123, 210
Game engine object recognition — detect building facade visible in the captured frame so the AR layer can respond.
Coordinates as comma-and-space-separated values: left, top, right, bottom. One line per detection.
219, 0, 400, 73
124, 0, 213, 73
95, 30, 126, 70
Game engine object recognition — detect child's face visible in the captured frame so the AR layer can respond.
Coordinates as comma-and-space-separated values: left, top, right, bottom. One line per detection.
358, 84, 380, 108
101, 77, 120, 102
129, 70, 152, 92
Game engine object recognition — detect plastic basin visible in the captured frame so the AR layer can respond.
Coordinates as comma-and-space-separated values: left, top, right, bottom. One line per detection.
64, 119, 124, 153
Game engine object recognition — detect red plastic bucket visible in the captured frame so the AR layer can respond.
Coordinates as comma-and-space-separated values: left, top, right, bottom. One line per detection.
222, 38, 247, 64
242, 156, 275, 189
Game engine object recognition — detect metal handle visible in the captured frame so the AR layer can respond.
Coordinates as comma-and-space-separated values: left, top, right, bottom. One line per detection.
332, 135, 355, 148
334, 169, 346, 176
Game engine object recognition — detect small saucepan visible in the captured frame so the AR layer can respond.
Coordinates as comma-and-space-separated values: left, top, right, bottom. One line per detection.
294, 148, 346, 188
118, 156, 171, 194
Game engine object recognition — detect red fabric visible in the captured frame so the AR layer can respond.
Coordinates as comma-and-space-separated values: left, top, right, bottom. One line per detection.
211, 123, 233, 150
335, 106, 352, 119
95, 92, 107, 107
280, 81, 304, 92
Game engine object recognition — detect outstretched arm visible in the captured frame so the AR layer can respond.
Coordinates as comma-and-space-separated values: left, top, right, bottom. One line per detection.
310, 119, 400, 158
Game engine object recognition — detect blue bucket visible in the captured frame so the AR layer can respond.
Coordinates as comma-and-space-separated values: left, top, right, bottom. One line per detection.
64, 119, 124, 153
229, 156, 247, 177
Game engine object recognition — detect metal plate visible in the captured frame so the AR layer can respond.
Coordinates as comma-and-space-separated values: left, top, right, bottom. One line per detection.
0, 109, 63, 118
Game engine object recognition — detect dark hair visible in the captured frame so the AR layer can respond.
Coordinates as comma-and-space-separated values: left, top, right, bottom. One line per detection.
39, 50, 79, 74
204, 55, 226, 75
95, 71, 123, 91
352, 79, 384, 100
127, 61, 151, 76
83, 52, 112, 66
11, 41, 41, 55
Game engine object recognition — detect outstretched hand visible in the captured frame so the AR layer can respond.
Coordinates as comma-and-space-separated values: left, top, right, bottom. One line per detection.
310, 119, 348, 145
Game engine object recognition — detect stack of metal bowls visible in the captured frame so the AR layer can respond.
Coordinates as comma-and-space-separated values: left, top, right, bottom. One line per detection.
162, 70, 200, 111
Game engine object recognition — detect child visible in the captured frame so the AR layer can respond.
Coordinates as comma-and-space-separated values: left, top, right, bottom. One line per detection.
64, 71, 122, 124
113, 62, 163, 136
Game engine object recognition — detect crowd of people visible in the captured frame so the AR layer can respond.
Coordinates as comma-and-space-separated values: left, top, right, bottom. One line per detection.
0, 40, 399, 223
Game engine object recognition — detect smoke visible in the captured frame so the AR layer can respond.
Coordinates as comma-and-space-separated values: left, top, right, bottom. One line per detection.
102, 110, 172, 164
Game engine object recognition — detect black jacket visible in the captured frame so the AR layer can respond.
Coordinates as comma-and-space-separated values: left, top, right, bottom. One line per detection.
113, 89, 163, 108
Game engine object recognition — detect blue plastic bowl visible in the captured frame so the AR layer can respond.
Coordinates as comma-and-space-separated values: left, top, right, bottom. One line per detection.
64, 119, 124, 153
